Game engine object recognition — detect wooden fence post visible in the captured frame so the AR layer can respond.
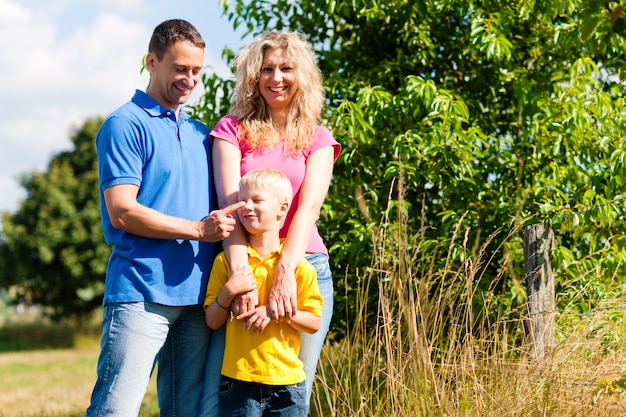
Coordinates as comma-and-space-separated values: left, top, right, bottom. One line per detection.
523, 223, 555, 361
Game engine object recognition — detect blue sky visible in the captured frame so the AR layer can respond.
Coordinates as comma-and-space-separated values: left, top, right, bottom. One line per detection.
0, 0, 247, 214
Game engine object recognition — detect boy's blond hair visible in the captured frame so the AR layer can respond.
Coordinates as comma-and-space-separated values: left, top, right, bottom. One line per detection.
239, 168, 293, 206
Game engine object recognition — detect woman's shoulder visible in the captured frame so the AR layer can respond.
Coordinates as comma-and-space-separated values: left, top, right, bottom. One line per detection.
310, 124, 341, 160
210, 115, 241, 144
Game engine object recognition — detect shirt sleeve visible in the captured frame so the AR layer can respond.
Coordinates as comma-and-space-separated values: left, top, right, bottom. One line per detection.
204, 252, 231, 307
296, 261, 324, 317
209, 115, 240, 147
97, 115, 144, 190
308, 125, 342, 161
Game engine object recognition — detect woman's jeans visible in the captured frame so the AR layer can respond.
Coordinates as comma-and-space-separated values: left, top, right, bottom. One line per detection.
85, 302, 211, 417
300, 253, 334, 409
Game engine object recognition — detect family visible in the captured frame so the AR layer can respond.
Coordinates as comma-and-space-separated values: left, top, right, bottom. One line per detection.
84, 18, 340, 417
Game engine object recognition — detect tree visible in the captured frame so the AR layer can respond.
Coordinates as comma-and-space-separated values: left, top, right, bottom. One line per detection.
2, 0, 625, 332
0, 118, 109, 320
208, 0, 626, 336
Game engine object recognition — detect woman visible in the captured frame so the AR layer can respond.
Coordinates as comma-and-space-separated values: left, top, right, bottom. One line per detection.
210, 31, 341, 411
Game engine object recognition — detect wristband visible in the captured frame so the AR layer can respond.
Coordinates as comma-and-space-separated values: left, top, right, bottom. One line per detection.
215, 297, 230, 311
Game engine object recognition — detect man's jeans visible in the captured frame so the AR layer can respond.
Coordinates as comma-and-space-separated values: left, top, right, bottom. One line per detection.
85, 302, 211, 417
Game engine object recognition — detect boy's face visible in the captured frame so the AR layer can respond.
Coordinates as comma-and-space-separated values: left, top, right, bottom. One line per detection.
238, 184, 288, 235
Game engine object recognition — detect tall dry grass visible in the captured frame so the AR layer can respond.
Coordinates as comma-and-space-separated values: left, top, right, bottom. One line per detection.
311, 186, 626, 416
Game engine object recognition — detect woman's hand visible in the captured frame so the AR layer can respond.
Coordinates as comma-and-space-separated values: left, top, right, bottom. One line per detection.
267, 264, 297, 320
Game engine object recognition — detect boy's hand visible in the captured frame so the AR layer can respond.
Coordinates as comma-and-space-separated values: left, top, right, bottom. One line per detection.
239, 306, 271, 333
231, 289, 259, 316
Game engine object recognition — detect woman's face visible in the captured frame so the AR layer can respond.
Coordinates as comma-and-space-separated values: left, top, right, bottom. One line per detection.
259, 47, 298, 113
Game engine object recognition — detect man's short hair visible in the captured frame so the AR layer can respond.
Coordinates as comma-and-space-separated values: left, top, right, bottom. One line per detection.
149, 19, 205, 60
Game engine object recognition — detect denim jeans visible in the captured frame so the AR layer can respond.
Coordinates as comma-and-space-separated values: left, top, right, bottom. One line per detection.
198, 323, 226, 417
300, 253, 334, 410
219, 376, 307, 417
85, 302, 210, 417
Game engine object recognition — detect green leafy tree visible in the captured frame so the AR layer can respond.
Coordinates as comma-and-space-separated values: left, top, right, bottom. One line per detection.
2, 0, 625, 333
206, 0, 626, 337
0, 118, 108, 320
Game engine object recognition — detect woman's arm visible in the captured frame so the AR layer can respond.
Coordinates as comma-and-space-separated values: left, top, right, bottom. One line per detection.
212, 138, 258, 312
268, 146, 335, 319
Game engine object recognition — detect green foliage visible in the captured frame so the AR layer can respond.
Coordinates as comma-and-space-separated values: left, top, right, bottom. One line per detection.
2, 0, 626, 333
217, 0, 626, 338
186, 71, 236, 127
0, 118, 108, 320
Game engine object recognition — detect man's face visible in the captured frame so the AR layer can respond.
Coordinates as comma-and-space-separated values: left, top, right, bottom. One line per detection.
145, 40, 204, 111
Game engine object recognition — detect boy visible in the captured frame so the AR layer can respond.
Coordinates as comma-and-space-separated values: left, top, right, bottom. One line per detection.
204, 168, 323, 416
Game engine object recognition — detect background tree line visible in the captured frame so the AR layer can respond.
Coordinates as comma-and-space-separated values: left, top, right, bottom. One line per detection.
1, 0, 625, 341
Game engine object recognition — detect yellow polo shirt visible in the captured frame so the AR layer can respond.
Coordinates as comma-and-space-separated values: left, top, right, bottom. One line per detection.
204, 243, 323, 385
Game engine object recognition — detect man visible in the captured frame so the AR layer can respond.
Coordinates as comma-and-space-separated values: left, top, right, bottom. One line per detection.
85, 19, 244, 417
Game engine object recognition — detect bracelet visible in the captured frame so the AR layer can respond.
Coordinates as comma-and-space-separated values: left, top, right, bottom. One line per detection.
215, 297, 230, 311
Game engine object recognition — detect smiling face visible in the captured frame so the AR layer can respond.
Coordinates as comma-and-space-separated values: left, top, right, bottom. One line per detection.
145, 40, 204, 113
237, 184, 288, 236
259, 47, 298, 116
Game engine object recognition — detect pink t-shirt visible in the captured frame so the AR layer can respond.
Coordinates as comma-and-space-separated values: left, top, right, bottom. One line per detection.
210, 115, 341, 255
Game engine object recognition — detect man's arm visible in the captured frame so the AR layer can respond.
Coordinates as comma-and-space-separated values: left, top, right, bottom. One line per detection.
103, 184, 244, 242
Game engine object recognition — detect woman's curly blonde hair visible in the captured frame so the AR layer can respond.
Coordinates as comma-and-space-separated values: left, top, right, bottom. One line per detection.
229, 31, 325, 156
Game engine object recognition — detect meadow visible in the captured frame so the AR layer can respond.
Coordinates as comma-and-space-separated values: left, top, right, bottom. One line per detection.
0, 312, 159, 417
2, 223, 626, 417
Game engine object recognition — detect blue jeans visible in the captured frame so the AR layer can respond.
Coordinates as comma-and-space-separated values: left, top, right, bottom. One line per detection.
199, 323, 226, 417
219, 376, 307, 417
300, 253, 334, 410
85, 302, 211, 417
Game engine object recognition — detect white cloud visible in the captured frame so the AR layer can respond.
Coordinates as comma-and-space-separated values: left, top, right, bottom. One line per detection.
0, 0, 242, 215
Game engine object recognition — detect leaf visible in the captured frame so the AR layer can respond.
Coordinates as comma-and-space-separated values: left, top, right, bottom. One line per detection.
580, 15, 600, 42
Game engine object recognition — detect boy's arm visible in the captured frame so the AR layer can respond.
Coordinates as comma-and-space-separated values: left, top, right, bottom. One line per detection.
239, 307, 321, 334
205, 269, 257, 330
285, 310, 321, 334
239, 260, 323, 333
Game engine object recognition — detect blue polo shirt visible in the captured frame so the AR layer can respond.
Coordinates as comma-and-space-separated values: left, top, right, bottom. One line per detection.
97, 90, 216, 306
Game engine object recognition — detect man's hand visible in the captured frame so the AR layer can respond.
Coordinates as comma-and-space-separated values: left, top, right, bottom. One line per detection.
200, 202, 245, 242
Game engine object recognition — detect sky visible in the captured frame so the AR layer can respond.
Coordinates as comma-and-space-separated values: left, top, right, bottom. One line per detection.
0, 0, 247, 215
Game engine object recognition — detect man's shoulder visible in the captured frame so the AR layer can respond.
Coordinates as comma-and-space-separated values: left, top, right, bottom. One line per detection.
106, 96, 145, 121
185, 117, 211, 136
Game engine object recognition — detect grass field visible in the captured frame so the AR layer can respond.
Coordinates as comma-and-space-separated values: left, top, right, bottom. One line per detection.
4, 220, 626, 416
3, 298, 626, 416
0, 313, 158, 417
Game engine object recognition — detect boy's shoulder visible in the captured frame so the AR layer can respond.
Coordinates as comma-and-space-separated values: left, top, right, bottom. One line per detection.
295, 257, 316, 279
